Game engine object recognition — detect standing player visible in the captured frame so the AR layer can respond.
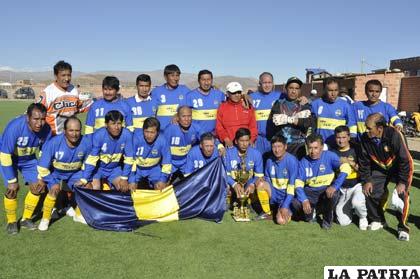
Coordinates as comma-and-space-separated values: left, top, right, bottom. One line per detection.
1, 103, 51, 234
183, 133, 219, 176
85, 76, 133, 134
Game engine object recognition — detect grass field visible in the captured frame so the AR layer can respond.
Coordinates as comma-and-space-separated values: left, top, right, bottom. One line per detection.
0, 101, 419, 279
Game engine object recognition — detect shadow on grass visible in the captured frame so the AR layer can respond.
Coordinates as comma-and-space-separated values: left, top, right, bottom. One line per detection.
386, 208, 420, 230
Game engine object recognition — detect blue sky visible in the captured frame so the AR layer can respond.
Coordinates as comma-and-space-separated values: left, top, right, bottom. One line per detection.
1, 0, 419, 81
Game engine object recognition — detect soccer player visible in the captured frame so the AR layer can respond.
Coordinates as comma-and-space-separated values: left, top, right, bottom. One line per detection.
37, 60, 92, 135
0, 103, 51, 234
186, 70, 225, 134
37, 117, 91, 230
258, 134, 299, 224
292, 134, 351, 229
311, 78, 357, 147
151, 64, 190, 130
224, 128, 264, 204
184, 132, 219, 176
79, 110, 134, 192
331, 126, 368, 230
130, 117, 171, 190
249, 72, 282, 155
359, 113, 413, 241
353, 79, 403, 138
216, 82, 258, 147
85, 76, 133, 134
125, 74, 158, 131
267, 77, 313, 159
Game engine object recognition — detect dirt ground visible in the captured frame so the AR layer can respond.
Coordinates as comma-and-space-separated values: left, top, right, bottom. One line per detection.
408, 137, 420, 152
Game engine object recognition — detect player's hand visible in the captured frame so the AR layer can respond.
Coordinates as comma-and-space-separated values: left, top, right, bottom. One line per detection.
298, 96, 309, 105
233, 183, 244, 198
6, 182, 19, 198
30, 180, 45, 194
363, 182, 373, 197
396, 183, 406, 195
129, 183, 137, 192
278, 208, 291, 225
245, 183, 255, 196
326, 186, 336, 199
273, 114, 288, 126
224, 138, 234, 148
241, 94, 251, 109
154, 181, 167, 191
218, 146, 226, 157
118, 179, 129, 192
85, 182, 93, 189
302, 200, 312, 215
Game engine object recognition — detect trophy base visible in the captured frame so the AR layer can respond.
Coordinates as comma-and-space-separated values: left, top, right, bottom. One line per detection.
232, 215, 251, 222
232, 206, 251, 222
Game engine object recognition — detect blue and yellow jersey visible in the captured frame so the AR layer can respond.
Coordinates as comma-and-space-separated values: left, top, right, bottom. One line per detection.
311, 98, 357, 145
131, 130, 172, 183
330, 146, 359, 188
295, 150, 351, 202
85, 98, 133, 134
224, 146, 264, 187
151, 84, 190, 130
125, 95, 158, 131
250, 91, 282, 136
264, 152, 298, 208
186, 88, 225, 133
82, 127, 134, 182
0, 115, 51, 184
163, 123, 203, 171
37, 134, 92, 182
184, 145, 219, 176
353, 100, 402, 137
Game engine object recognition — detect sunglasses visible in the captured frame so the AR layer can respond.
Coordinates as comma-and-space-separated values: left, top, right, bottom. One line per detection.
229, 91, 242, 95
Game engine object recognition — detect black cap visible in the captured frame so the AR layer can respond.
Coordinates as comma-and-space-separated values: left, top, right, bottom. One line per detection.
285, 76, 303, 88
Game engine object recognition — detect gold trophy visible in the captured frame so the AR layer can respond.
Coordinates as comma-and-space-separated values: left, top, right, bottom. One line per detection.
232, 153, 251, 222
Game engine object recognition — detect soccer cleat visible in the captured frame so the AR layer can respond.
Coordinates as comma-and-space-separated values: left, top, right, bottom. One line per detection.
6, 222, 18, 235
20, 219, 37, 230
359, 218, 368, 230
369, 221, 383, 231
38, 219, 50, 231
398, 230, 409, 241
322, 220, 332, 230
73, 214, 87, 225
255, 212, 272, 221
65, 207, 76, 218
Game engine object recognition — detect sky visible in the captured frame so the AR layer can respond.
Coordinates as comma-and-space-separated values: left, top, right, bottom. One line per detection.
1, 0, 419, 82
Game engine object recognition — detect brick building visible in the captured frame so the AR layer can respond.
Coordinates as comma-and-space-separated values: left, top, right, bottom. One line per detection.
390, 56, 420, 77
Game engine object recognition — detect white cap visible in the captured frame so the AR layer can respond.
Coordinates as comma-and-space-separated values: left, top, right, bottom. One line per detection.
226, 82, 243, 93
310, 89, 317, 95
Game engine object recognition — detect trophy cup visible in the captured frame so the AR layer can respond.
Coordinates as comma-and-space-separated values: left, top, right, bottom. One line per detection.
232, 153, 251, 222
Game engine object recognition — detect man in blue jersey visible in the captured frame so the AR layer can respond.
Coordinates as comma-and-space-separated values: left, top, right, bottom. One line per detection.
1, 103, 51, 234
126, 74, 158, 131
85, 76, 133, 134
37, 116, 91, 230
184, 132, 219, 176
151, 64, 190, 130
186, 70, 225, 134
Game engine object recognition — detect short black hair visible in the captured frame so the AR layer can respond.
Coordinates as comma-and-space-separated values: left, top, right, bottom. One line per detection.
271, 134, 287, 145
164, 64, 181, 76
143, 117, 160, 131
177, 105, 191, 115
64, 116, 82, 130
27, 103, 47, 117
53, 60, 72, 75
334, 125, 350, 135
365, 79, 383, 93
323, 77, 339, 89
105, 110, 123, 123
198, 69, 213, 80
235, 128, 251, 141
136, 74, 151, 85
200, 132, 215, 143
306, 133, 324, 146
102, 76, 120, 91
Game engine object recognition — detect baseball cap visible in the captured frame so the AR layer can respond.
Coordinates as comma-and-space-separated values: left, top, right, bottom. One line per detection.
226, 82, 243, 93
285, 77, 303, 88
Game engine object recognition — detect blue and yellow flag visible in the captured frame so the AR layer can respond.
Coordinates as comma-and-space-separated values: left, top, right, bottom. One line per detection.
74, 157, 227, 231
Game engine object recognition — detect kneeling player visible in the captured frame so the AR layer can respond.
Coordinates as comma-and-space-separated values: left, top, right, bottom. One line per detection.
183, 133, 219, 176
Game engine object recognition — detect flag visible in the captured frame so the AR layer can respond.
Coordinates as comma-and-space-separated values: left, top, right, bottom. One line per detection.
74, 157, 227, 231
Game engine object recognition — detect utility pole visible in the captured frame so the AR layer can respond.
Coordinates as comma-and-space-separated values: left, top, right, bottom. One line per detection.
361, 57, 365, 74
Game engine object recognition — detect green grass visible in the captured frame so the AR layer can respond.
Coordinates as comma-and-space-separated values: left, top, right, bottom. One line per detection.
0, 101, 419, 278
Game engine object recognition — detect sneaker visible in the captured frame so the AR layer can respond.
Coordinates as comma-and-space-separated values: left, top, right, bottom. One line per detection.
322, 220, 332, 230
6, 222, 18, 235
20, 219, 37, 230
255, 212, 272, 221
398, 230, 409, 241
359, 218, 368, 230
65, 207, 76, 218
38, 219, 50, 231
369, 221, 383, 231
73, 214, 87, 225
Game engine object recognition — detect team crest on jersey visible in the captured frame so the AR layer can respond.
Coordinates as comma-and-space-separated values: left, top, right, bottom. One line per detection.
318, 106, 323, 115
335, 109, 342, 117
77, 152, 84, 159
319, 164, 326, 173
271, 166, 275, 176
151, 149, 158, 155
283, 168, 288, 177
214, 100, 219, 105
179, 95, 184, 100
120, 143, 125, 150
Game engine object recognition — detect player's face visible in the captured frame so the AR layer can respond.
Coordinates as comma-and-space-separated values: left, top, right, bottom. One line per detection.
335, 131, 350, 149
228, 91, 242, 103
200, 139, 215, 157
198, 74, 213, 92
103, 86, 118, 101
106, 120, 123, 137
260, 75, 274, 93
366, 84, 381, 104
325, 82, 339, 102
165, 72, 180, 88
55, 70, 72, 90
178, 108, 192, 129
236, 135, 250, 153
65, 120, 82, 145
27, 109, 46, 133
272, 142, 287, 159
307, 141, 323, 160
286, 83, 300, 101
136, 81, 151, 99
143, 126, 158, 143
365, 120, 382, 139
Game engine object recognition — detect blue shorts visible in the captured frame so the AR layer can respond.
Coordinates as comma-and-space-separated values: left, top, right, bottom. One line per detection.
1, 159, 38, 187
93, 167, 123, 188
270, 186, 288, 207
45, 170, 83, 191
135, 166, 162, 186
256, 135, 271, 155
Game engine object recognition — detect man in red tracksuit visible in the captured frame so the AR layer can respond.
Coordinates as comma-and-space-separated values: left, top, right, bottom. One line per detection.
216, 82, 258, 148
